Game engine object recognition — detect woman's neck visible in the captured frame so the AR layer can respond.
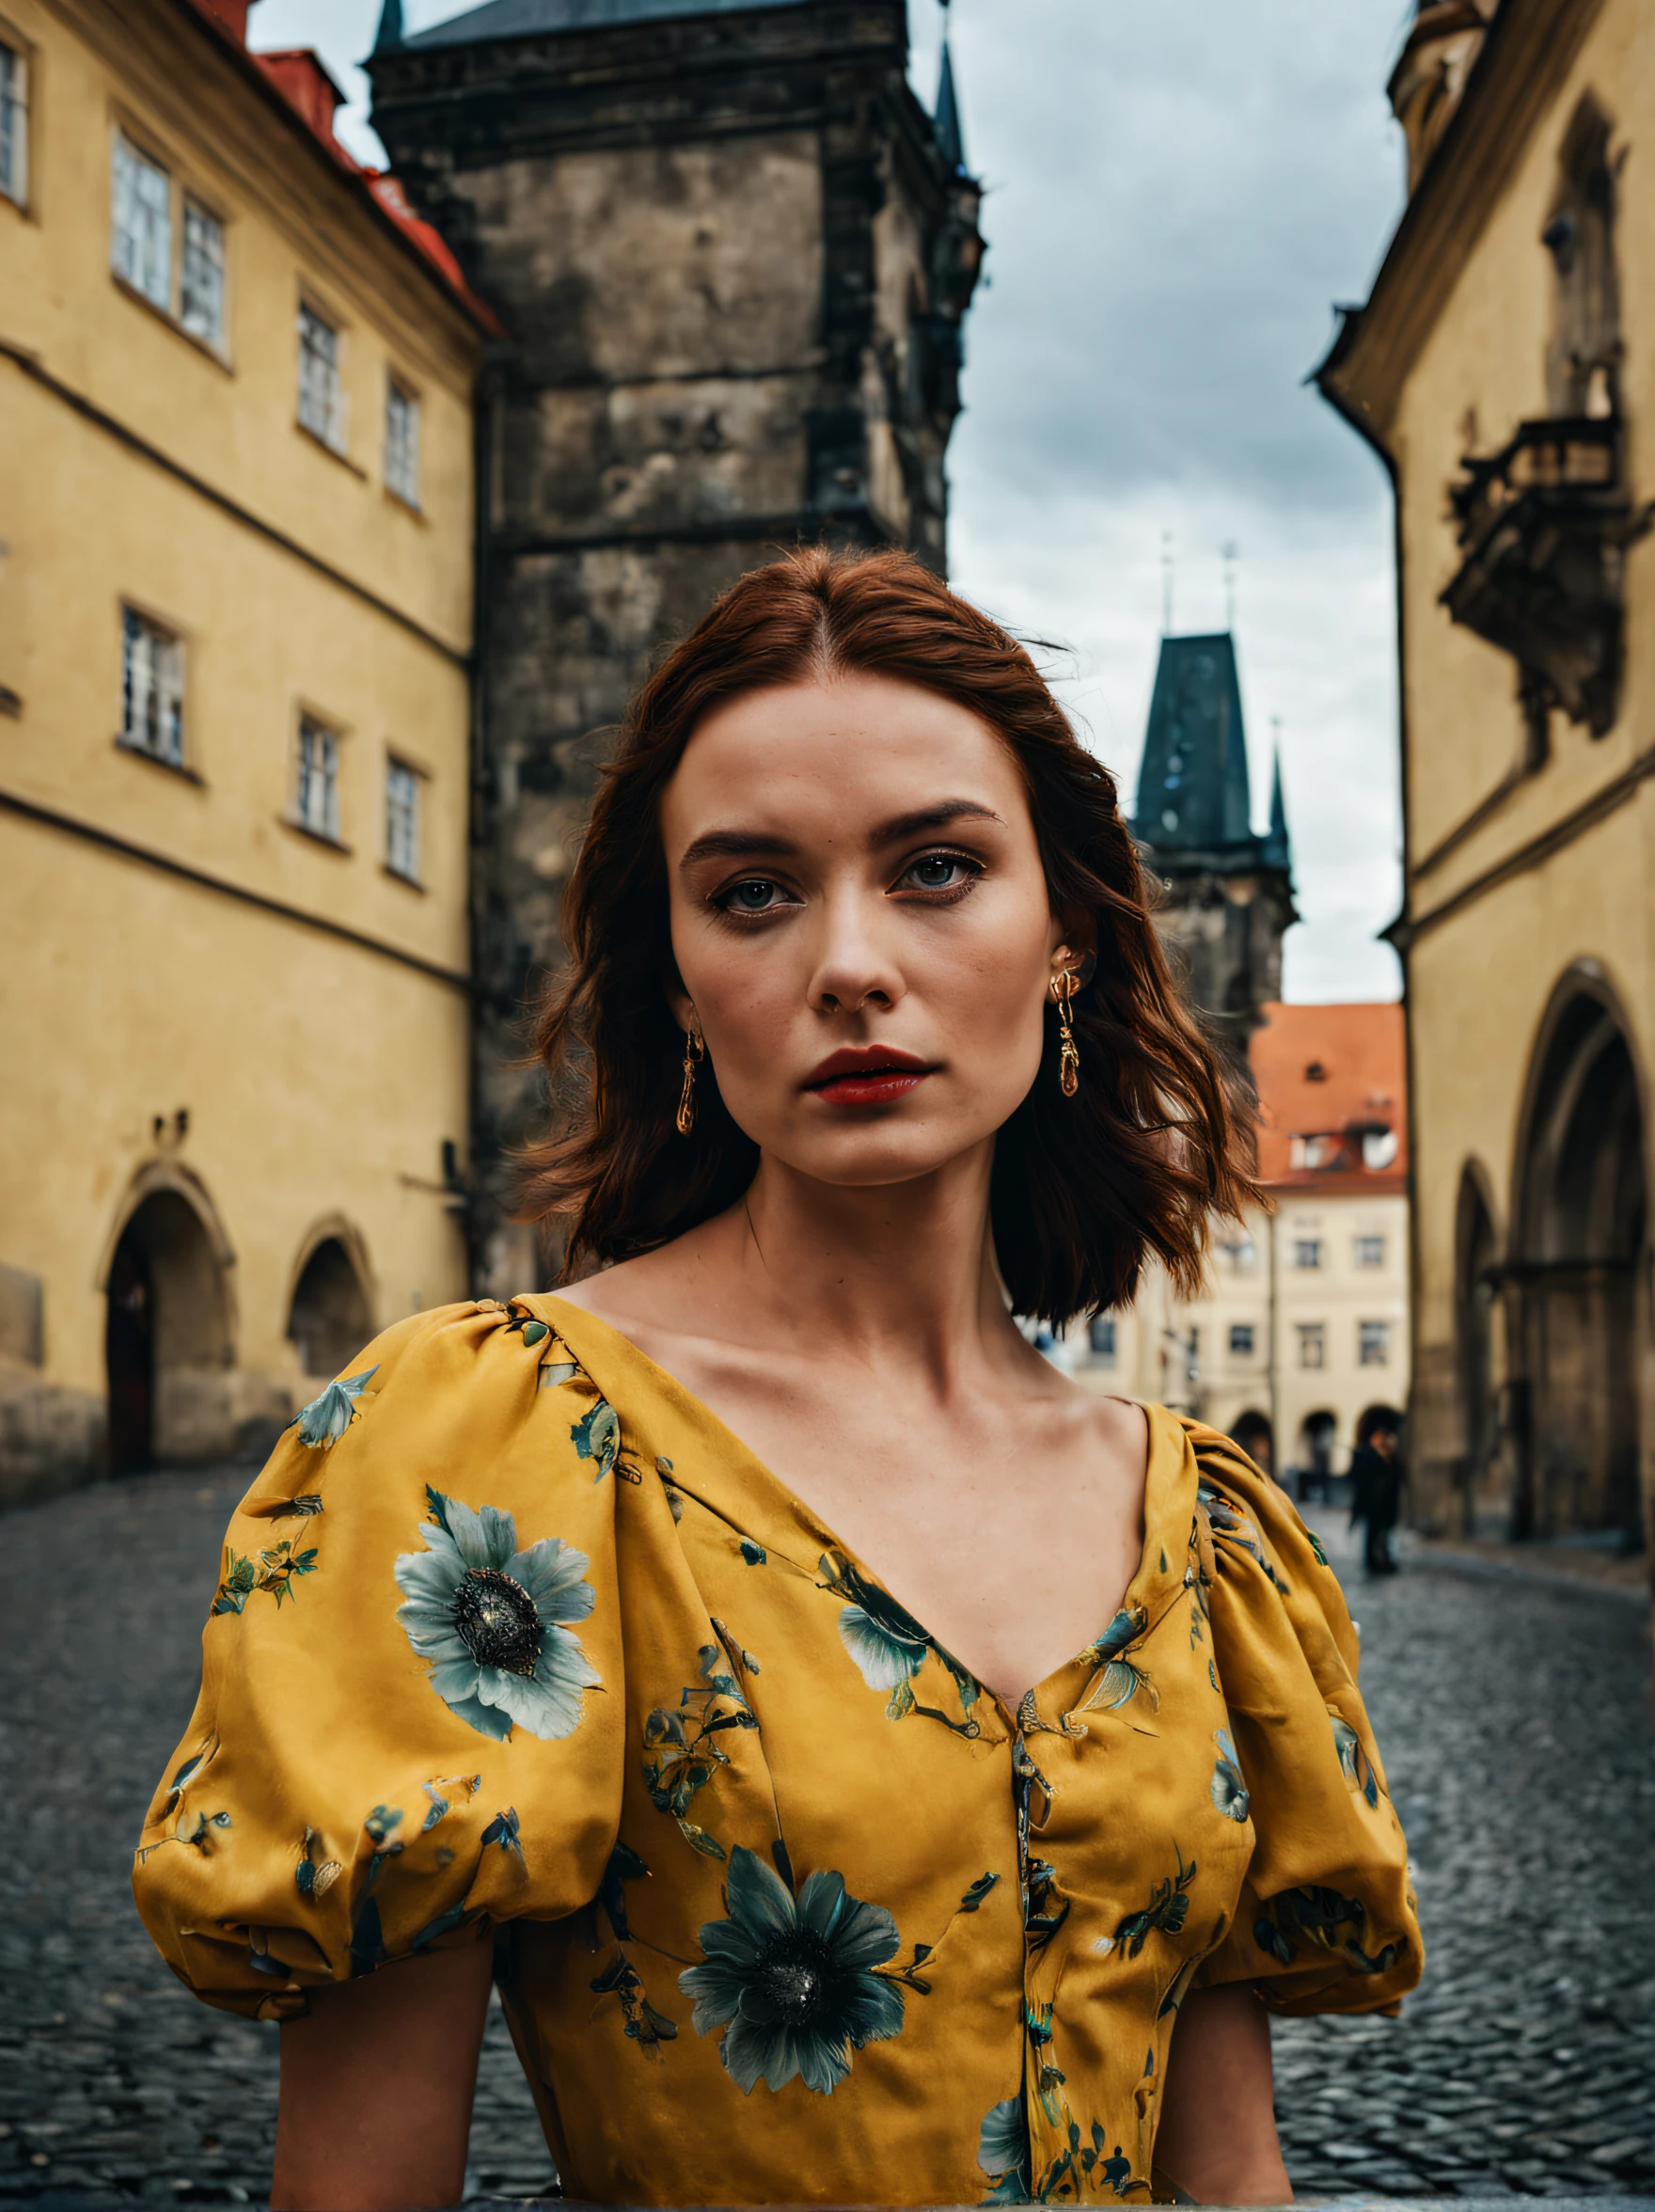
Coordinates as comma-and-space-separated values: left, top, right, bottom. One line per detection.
575, 1142, 1031, 1398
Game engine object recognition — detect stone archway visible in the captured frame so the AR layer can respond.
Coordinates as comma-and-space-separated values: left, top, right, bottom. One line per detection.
1508, 977, 1647, 1542
286, 1228, 374, 1380
1455, 1163, 1500, 1536
103, 1175, 234, 1475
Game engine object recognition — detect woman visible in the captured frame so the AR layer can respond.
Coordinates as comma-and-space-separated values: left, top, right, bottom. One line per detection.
134, 550, 1420, 2212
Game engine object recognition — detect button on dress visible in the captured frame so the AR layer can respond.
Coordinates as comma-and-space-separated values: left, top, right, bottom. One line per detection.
134, 1297, 1422, 2206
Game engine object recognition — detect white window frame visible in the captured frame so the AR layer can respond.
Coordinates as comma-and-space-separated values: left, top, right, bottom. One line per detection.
1296, 1322, 1326, 1371
119, 606, 185, 767
385, 376, 421, 508
1358, 1319, 1391, 1367
1293, 1237, 1323, 1271
297, 299, 347, 452
385, 755, 422, 882
0, 36, 28, 209
1355, 1235, 1385, 1269
111, 130, 172, 309
1228, 1323, 1255, 1359
180, 195, 226, 347
294, 714, 341, 843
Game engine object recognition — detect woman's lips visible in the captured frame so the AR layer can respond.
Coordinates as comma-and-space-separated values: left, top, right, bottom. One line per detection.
811, 1068, 930, 1107
804, 1049, 934, 1108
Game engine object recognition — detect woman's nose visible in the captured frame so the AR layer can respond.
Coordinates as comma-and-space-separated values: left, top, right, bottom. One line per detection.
807, 890, 906, 1016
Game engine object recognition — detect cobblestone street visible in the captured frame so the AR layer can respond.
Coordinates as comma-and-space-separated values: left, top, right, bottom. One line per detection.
0, 1471, 1651, 2207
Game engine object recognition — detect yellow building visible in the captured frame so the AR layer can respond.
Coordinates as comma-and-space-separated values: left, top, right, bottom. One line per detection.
1317, 0, 1653, 1556
1059, 1005, 1411, 1491
0, 0, 491, 1504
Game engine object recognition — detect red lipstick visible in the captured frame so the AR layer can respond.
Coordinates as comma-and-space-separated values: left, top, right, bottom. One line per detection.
804, 1045, 935, 1108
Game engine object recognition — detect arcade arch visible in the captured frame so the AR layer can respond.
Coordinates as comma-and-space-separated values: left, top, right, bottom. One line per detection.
1507, 973, 1647, 1541
102, 1166, 234, 1475
1454, 1162, 1499, 1535
286, 1224, 374, 1380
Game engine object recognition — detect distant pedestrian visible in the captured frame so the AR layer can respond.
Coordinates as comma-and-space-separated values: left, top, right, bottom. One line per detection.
1349, 1404, 1405, 1575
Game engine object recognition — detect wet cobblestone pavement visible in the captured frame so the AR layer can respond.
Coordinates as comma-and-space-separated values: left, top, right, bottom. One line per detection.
0, 1470, 1651, 2205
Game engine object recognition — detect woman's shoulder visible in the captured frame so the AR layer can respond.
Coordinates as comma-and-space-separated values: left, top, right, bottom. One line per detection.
273, 1292, 679, 1499
1168, 1415, 1360, 1679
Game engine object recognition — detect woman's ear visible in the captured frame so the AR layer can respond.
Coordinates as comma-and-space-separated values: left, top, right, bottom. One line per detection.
665, 972, 695, 1034
1049, 917, 1098, 984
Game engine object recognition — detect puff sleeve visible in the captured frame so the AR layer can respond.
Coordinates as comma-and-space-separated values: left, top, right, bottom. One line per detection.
1188, 1425, 1423, 2015
133, 1301, 626, 2019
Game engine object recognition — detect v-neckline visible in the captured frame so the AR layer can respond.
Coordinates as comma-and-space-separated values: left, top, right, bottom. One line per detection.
527, 1293, 1194, 1723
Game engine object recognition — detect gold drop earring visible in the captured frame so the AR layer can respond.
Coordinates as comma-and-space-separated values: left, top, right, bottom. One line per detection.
1052, 965, 1080, 1098
676, 1018, 705, 1136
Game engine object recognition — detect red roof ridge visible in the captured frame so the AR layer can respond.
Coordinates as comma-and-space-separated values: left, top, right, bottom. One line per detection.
177, 0, 504, 339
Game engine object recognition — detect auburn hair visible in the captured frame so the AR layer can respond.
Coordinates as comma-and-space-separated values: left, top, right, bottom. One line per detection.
521, 546, 1258, 1323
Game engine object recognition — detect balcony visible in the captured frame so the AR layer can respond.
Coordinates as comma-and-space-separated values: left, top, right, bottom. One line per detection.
1441, 414, 1649, 740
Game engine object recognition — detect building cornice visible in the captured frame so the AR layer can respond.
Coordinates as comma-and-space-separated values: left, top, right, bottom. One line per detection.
0, 786, 472, 992
1, 340, 471, 668
1314, 0, 1609, 453
1387, 739, 1655, 949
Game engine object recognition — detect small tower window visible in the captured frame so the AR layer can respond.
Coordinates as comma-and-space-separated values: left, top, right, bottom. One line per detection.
0, 38, 29, 208
386, 757, 421, 882
112, 133, 172, 309
385, 378, 421, 507
298, 300, 346, 451
181, 198, 226, 347
294, 715, 340, 842
120, 608, 185, 766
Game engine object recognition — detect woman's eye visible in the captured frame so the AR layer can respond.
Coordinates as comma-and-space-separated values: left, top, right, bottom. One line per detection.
721, 879, 783, 913
900, 853, 978, 893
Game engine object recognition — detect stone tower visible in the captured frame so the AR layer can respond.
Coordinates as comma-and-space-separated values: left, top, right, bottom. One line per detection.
368, 0, 983, 1293
1133, 633, 1295, 1068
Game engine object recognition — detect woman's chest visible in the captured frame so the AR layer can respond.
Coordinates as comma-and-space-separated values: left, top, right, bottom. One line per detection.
611, 1455, 1248, 1916
645, 1377, 1145, 1711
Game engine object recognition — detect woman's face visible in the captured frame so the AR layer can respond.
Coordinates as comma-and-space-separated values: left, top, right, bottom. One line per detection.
661, 672, 1069, 1192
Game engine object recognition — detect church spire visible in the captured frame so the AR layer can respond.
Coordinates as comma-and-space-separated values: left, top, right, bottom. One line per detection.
1134, 633, 1255, 855
1262, 737, 1292, 874
372, 0, 405, 52
934, 6, 967, 175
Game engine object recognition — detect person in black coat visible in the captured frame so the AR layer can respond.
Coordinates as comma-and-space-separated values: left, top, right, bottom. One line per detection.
1348, 1405, 1405, 1575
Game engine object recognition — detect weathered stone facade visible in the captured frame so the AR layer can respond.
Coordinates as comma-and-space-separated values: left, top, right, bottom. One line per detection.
369, 0, 983, 1292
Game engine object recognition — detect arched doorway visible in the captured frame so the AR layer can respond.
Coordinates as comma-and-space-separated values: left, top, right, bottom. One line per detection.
287, 1234, 373, 1380
1510, 981, 1647, 1542
104, 1183, 233, 1474
1455, 1165, 1499, 1536
1230, 1408, 1273, 1477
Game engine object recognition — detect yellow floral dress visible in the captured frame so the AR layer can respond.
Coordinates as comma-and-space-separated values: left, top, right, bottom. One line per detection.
134, 1296, 1421, 2207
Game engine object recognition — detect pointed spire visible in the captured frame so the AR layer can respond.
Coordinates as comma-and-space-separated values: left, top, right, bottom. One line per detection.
1262, 738, 1292, 873
934, 7, 967, 175
1135, 634, 1254, 854
372, 0, 405, 52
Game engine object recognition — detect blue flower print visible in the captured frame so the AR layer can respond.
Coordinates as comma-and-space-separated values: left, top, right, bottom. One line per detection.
1210, 1728, 1250, 1822
977, 2094, 1031, 2204
291, 1366, 378, 1447
680, 1844, 905, 2094
394, 1487, 599, 1743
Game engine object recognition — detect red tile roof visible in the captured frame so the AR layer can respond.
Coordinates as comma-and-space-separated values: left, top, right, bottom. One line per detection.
180, 0, 504, 338
1248, 1002, 1409, 1193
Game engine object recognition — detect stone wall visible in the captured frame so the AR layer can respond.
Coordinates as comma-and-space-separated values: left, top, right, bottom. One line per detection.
370, 0, 981, 1291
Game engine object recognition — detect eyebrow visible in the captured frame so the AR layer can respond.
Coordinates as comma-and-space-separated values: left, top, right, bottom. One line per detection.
677, 799, 1004, 872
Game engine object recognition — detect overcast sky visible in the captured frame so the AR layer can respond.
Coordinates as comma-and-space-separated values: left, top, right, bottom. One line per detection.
252, 0, 1411, 1002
